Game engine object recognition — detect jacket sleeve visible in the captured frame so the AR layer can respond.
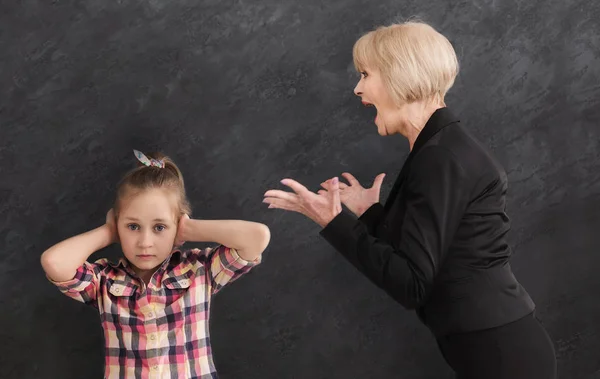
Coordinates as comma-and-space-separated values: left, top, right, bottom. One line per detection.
319, 146, 470, 309
357, 202, 385, 234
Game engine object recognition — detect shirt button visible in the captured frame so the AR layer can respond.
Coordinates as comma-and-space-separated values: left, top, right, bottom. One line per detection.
147, 312, 153, 318
151, 366, 158, 371
150, 334, 156, 340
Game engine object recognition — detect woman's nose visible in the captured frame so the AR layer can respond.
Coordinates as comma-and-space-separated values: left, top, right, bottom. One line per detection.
354, 81, 363, 96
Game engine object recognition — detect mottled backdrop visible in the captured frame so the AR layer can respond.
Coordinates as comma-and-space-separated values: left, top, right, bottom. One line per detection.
1, 0, 599, 378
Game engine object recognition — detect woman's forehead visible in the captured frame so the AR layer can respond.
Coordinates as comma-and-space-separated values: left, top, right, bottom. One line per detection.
353, 40, 378, 71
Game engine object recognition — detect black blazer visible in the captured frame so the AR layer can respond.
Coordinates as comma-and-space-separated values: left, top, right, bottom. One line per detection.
320, 107, 535, 338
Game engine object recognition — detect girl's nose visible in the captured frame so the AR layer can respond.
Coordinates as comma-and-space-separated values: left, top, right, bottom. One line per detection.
138, 232, 153, 248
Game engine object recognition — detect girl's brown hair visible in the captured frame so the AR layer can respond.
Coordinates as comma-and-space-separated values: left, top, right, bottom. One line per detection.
113, 151, 192, 220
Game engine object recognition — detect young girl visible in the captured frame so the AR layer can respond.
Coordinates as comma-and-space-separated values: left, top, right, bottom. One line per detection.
41, 150, 270, 378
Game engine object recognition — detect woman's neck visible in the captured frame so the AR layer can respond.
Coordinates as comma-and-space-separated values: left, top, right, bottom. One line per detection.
405, 101, 445, 151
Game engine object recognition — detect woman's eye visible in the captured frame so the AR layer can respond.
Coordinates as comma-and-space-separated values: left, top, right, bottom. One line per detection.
361, 71, 368, 78
128, 224, 139, 230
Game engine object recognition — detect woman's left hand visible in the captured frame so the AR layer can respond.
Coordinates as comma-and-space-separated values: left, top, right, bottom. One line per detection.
263, 177, 342, 228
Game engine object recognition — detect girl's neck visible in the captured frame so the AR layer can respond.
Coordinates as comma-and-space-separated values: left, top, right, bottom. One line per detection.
130, 264, 155, 285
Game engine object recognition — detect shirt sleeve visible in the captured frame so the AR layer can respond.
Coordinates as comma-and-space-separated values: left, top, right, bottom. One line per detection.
46, 260, 105, 308
202, 245, 262, 294
319, 146, 470, 309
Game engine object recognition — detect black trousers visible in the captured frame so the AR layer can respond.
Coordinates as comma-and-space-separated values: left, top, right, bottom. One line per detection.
436, 311, 557, 379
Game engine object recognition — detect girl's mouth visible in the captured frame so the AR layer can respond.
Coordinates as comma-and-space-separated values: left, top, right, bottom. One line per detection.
137, 254, 155, 260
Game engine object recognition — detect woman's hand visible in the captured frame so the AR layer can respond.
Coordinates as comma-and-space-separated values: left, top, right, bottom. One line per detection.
263, 178, 342, 228
319, 172, 385, 217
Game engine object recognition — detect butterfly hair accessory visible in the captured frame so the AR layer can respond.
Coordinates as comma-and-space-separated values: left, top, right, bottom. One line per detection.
133, 149, 165, 168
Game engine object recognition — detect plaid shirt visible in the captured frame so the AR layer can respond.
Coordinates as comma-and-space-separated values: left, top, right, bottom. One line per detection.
48, 245, 261, 378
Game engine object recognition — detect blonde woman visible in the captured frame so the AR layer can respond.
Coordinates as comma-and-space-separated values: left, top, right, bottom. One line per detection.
264, 20, 557, 378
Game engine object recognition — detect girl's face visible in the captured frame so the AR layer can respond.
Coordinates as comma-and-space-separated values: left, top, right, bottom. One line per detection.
117, 188, 179, 280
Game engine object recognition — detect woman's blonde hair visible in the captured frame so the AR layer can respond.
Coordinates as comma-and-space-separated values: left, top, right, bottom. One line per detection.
353, 20, 459, 105
114, 151, 192, 220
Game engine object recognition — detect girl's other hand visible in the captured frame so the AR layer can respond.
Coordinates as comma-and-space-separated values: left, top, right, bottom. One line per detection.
175, 214, 190, 247
105, 208, 119, 244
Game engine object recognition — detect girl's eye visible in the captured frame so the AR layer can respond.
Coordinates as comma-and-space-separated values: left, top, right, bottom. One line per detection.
361, 71, 368, 78
155, 225, 166, 232
127, 224, 139, 230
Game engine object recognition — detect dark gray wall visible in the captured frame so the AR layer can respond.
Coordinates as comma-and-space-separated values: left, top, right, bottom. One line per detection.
2, 0, 599, 378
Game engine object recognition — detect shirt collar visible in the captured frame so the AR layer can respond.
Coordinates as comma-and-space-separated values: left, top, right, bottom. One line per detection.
114, 249, 185, 280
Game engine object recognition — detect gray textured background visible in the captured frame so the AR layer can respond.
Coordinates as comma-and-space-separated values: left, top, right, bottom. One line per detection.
2, 0, 600, 378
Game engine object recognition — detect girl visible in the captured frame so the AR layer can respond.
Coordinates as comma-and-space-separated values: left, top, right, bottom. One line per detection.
41, 150, 270, 378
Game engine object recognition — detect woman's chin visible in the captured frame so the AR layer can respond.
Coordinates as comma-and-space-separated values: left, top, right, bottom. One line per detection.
375, 122, 388, 136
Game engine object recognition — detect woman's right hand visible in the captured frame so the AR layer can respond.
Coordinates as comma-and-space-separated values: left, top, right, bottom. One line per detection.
105, 208, 119, 244
319, 172, 386, 217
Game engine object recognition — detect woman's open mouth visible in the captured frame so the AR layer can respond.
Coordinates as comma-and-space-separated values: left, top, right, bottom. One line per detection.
362, 101, 378, 122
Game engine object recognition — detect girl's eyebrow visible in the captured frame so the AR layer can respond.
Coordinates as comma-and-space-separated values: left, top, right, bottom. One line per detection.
123, 217, 168, 222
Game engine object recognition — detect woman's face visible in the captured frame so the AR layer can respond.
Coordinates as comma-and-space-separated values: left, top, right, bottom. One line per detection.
353, 66, 404, 136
